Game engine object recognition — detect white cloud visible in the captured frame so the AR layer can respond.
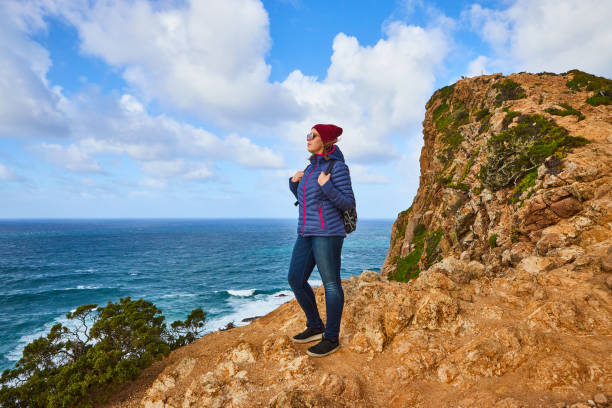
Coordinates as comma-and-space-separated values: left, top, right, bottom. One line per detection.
61, 89, 287, 171
139, 159, 214, 182
281, 20, 450, 162
0, 163, 19, 181
222, 133, 285, 169
53, 0, 303, 128
1, 0, 455, 212
27, 142, 103, 173
40, 0, 450, 165
466, 55, 490, 77
141, 177, 167, 190
465, 0, 612, 77
141, 159, 190, 179
0, 6, 68, 139
350, 164, 390, 184
183, 167, 214, 181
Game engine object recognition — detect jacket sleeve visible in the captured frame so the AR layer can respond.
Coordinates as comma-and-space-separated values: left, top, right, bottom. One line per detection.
289, 177, 299, 200
320, 162, 355, 211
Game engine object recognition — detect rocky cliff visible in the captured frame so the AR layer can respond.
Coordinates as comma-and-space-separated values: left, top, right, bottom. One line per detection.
103, 71, 612, 408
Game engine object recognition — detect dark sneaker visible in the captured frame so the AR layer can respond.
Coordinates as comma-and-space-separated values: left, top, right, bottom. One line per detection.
292, 326, 324, 343
306, 335, 340, 357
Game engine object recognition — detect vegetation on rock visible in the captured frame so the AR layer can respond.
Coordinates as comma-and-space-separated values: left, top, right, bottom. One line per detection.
389, 224, 443, 282
433, 98, 470, 167
565, 69, 612, 106
545, 102, 585, 121
488, 233, 498, 248
426, 84, 454, 109
501, 108, 521, 129
492, 79, 527, 106
394, 206, 412, 240
511, 169, 538, 204
480, 114, 589, 191
0, 297, 207, 408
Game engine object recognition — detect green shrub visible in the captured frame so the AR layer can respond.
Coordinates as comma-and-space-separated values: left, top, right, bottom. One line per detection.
502, 109, 521, 128
445, 181, 469, 191
545, 102, 585, 121
432, 103, 449, 121
475, 108, 491, 122
395, 207, 413, 239
510, 228, 519, 243
0, 297, 207, 408
511, 169, 538, 203
413, 223, 426, 237
564, 69, 612, 106
426, 84, 455, 109
489, 234, 498, 248
586, 93, 611, 106
438, 164, 455, 186
492, 79, 527, 107
424, 228, 444, 267
459, 157, 476, 183
434, 99, 468, 149
389, 225, 444, 282
476, 108, 493, 133
480, 114, 590, 190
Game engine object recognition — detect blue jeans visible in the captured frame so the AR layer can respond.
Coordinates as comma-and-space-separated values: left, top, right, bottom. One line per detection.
287, 235, 345, 342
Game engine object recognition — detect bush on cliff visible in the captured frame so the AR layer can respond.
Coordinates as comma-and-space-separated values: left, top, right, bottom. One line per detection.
492, 78, 526, 106
480, 114, 589, 190
0, 296, 207, 408
389, 224, 443, 282
565, 69, 612, 106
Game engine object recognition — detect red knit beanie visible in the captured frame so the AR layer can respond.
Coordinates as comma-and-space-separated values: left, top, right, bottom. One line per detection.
313, 124, 343, 145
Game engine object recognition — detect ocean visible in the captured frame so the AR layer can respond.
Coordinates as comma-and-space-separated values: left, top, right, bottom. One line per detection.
0, 218, 393, 373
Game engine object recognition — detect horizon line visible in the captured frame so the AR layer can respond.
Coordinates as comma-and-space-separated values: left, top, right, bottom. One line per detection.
0, 217, 397, 221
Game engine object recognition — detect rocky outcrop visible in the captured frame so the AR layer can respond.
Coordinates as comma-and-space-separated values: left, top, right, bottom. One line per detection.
102, 71, 612, 408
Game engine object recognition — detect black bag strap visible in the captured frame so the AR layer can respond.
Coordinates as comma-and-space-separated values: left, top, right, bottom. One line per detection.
293, 163, 310, 206
324, 159, 337, 175
293, 160, 336, 206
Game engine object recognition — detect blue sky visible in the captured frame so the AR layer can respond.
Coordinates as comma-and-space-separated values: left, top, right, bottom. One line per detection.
1, 0, 610, 219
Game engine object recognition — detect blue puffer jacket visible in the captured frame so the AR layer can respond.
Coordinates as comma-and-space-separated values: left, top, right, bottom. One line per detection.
289, 144, 355, 237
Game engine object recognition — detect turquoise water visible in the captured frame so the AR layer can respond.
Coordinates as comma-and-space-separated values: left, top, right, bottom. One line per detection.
0, 218, 393, 373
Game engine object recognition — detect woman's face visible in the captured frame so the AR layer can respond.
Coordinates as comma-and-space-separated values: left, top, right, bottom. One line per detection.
307, 128, 324, 154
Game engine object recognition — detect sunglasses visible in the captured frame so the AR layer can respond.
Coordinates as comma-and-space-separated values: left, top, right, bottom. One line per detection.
306, 131, 318, 140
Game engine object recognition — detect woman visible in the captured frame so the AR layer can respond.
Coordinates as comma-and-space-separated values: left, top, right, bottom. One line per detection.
287, 123, 356, 357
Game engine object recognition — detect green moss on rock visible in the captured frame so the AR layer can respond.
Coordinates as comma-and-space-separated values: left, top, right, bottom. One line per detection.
489, 233, 498, 248
434, 98, 468, 150
433, 103, 450, 121
395, 206, 413, 240
388, 224, 444, 283
424, 228, 444, 267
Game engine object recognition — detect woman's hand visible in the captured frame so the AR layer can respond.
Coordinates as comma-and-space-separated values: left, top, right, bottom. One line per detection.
318, 171, 330, 186
291, 171, 304, 183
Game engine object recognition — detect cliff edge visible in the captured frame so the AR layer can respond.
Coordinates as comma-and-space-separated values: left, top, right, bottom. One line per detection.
103, 71, 612, 408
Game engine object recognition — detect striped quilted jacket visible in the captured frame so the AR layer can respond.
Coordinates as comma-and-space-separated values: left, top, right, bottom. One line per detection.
289, 144, 355, 237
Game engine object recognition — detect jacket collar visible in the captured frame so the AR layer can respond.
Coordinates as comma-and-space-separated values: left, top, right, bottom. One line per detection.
310, 144, 345, 164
